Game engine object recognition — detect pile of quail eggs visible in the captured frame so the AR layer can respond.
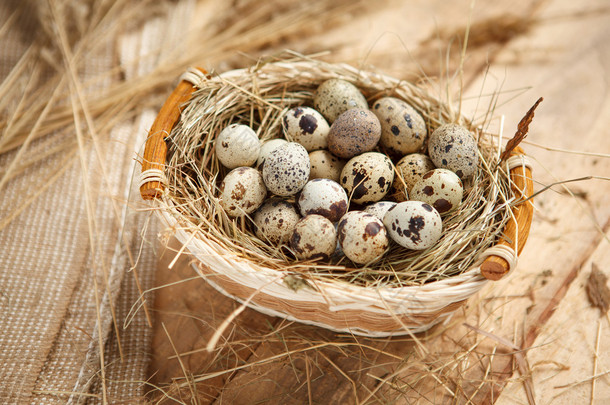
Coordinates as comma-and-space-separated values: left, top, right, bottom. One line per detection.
215, 78, 479, 265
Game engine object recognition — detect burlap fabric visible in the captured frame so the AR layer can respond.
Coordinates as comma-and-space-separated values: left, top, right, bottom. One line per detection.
0, 1, 195, 403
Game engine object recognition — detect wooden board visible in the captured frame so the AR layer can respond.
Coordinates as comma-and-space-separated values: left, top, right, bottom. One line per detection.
148, 0, 610, 403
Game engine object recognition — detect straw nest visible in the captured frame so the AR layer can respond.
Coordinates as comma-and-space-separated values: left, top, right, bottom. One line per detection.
155, 54, 517, 336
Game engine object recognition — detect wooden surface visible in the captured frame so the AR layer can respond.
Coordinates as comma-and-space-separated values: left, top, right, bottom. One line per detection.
148, 0, 610, 403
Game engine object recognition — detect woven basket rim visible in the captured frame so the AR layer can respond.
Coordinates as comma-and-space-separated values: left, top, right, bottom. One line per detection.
145, 55, 534, 336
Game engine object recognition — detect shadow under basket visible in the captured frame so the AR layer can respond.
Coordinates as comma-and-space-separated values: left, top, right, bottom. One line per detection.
140, 56, 534, 337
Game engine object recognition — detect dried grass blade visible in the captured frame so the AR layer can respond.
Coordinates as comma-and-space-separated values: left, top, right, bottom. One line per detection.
500, 97, 543, 162
463, 323, 536, 405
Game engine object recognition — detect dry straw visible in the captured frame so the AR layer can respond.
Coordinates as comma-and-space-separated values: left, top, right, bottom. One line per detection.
144, 52, 532, 337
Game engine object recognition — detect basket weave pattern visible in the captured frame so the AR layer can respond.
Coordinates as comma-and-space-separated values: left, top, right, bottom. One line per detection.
143, 57, 534, 337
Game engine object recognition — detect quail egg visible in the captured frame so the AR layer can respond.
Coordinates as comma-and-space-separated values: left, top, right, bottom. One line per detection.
328, 108, 381, 159
219, 167, 267, 217
392, 153, 436, 201
256, 138, 287, 170
383, 201, 442, 250
337, 211, 388, 264
313, 78, 368, 123
428, 123, 479, 179
290, 214, 337, 260
410, 168, 464, 214
363, 201, 397, 221
372, 97, 427, 156
215, 124, 260, 169
308, 150, 346, 182
283, 107, 330, 151
340, 152, 394, 204
262, 142, 310, 196
253, 199, 301, 245
297, 178, 349, 223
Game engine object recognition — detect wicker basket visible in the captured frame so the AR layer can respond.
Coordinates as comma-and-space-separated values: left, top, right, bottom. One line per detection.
139, 57, 534, 337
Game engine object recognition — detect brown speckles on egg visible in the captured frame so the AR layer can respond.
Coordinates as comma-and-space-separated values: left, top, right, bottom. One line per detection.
405, 215, 425, 244
263, 142, 310, 196
299, 114, 318, 134
253, 199, 300, 245
257, 138, 288, 170
298, 179, 349, 222
433, 198, 452, 213
283, 107, 330, 151
422, 186, 434, 196
230, 182, 246, 200
219, 167, 267, 217
350, 170, 369, 201
337, 211, 388, 264
428, 123, 479, 179
410, 168, 464, 214
313, 79, 368, 123
364, 221, 382, 239
340, 152, 394, 204
215, 124, 261, 169
392, 153, 435, 202
328, 109, 381, 159
371, 97, 427, 157
383, 201, 442, 250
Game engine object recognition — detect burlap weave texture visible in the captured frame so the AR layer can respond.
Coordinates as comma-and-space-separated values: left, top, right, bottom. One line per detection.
0, 1, 195, 403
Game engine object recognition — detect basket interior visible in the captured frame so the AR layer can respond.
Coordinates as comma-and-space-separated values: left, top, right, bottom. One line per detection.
163, 56, 514, 288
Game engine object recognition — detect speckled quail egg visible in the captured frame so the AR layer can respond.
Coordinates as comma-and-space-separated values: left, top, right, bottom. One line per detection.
313, 78, 368, 123
328, 109, 381, 159
383, 201, 442, 250
297, 179, 348, 222
290, 214, 337, 260
219, 167, 267, 217
256, 138, 287, 170
337, 211, 389, 264
253, 199, 301, 245
410, 168, 464, 214
428, 123, 479, 179
215, 124, 260, 169
372, 97, 427, 156
392, 153, 436, 201
308, 150, 346, 182
262, 142, 310, 196
363, 201, 397, 221
340, 152, 394, 204
283, 107, 330, 151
